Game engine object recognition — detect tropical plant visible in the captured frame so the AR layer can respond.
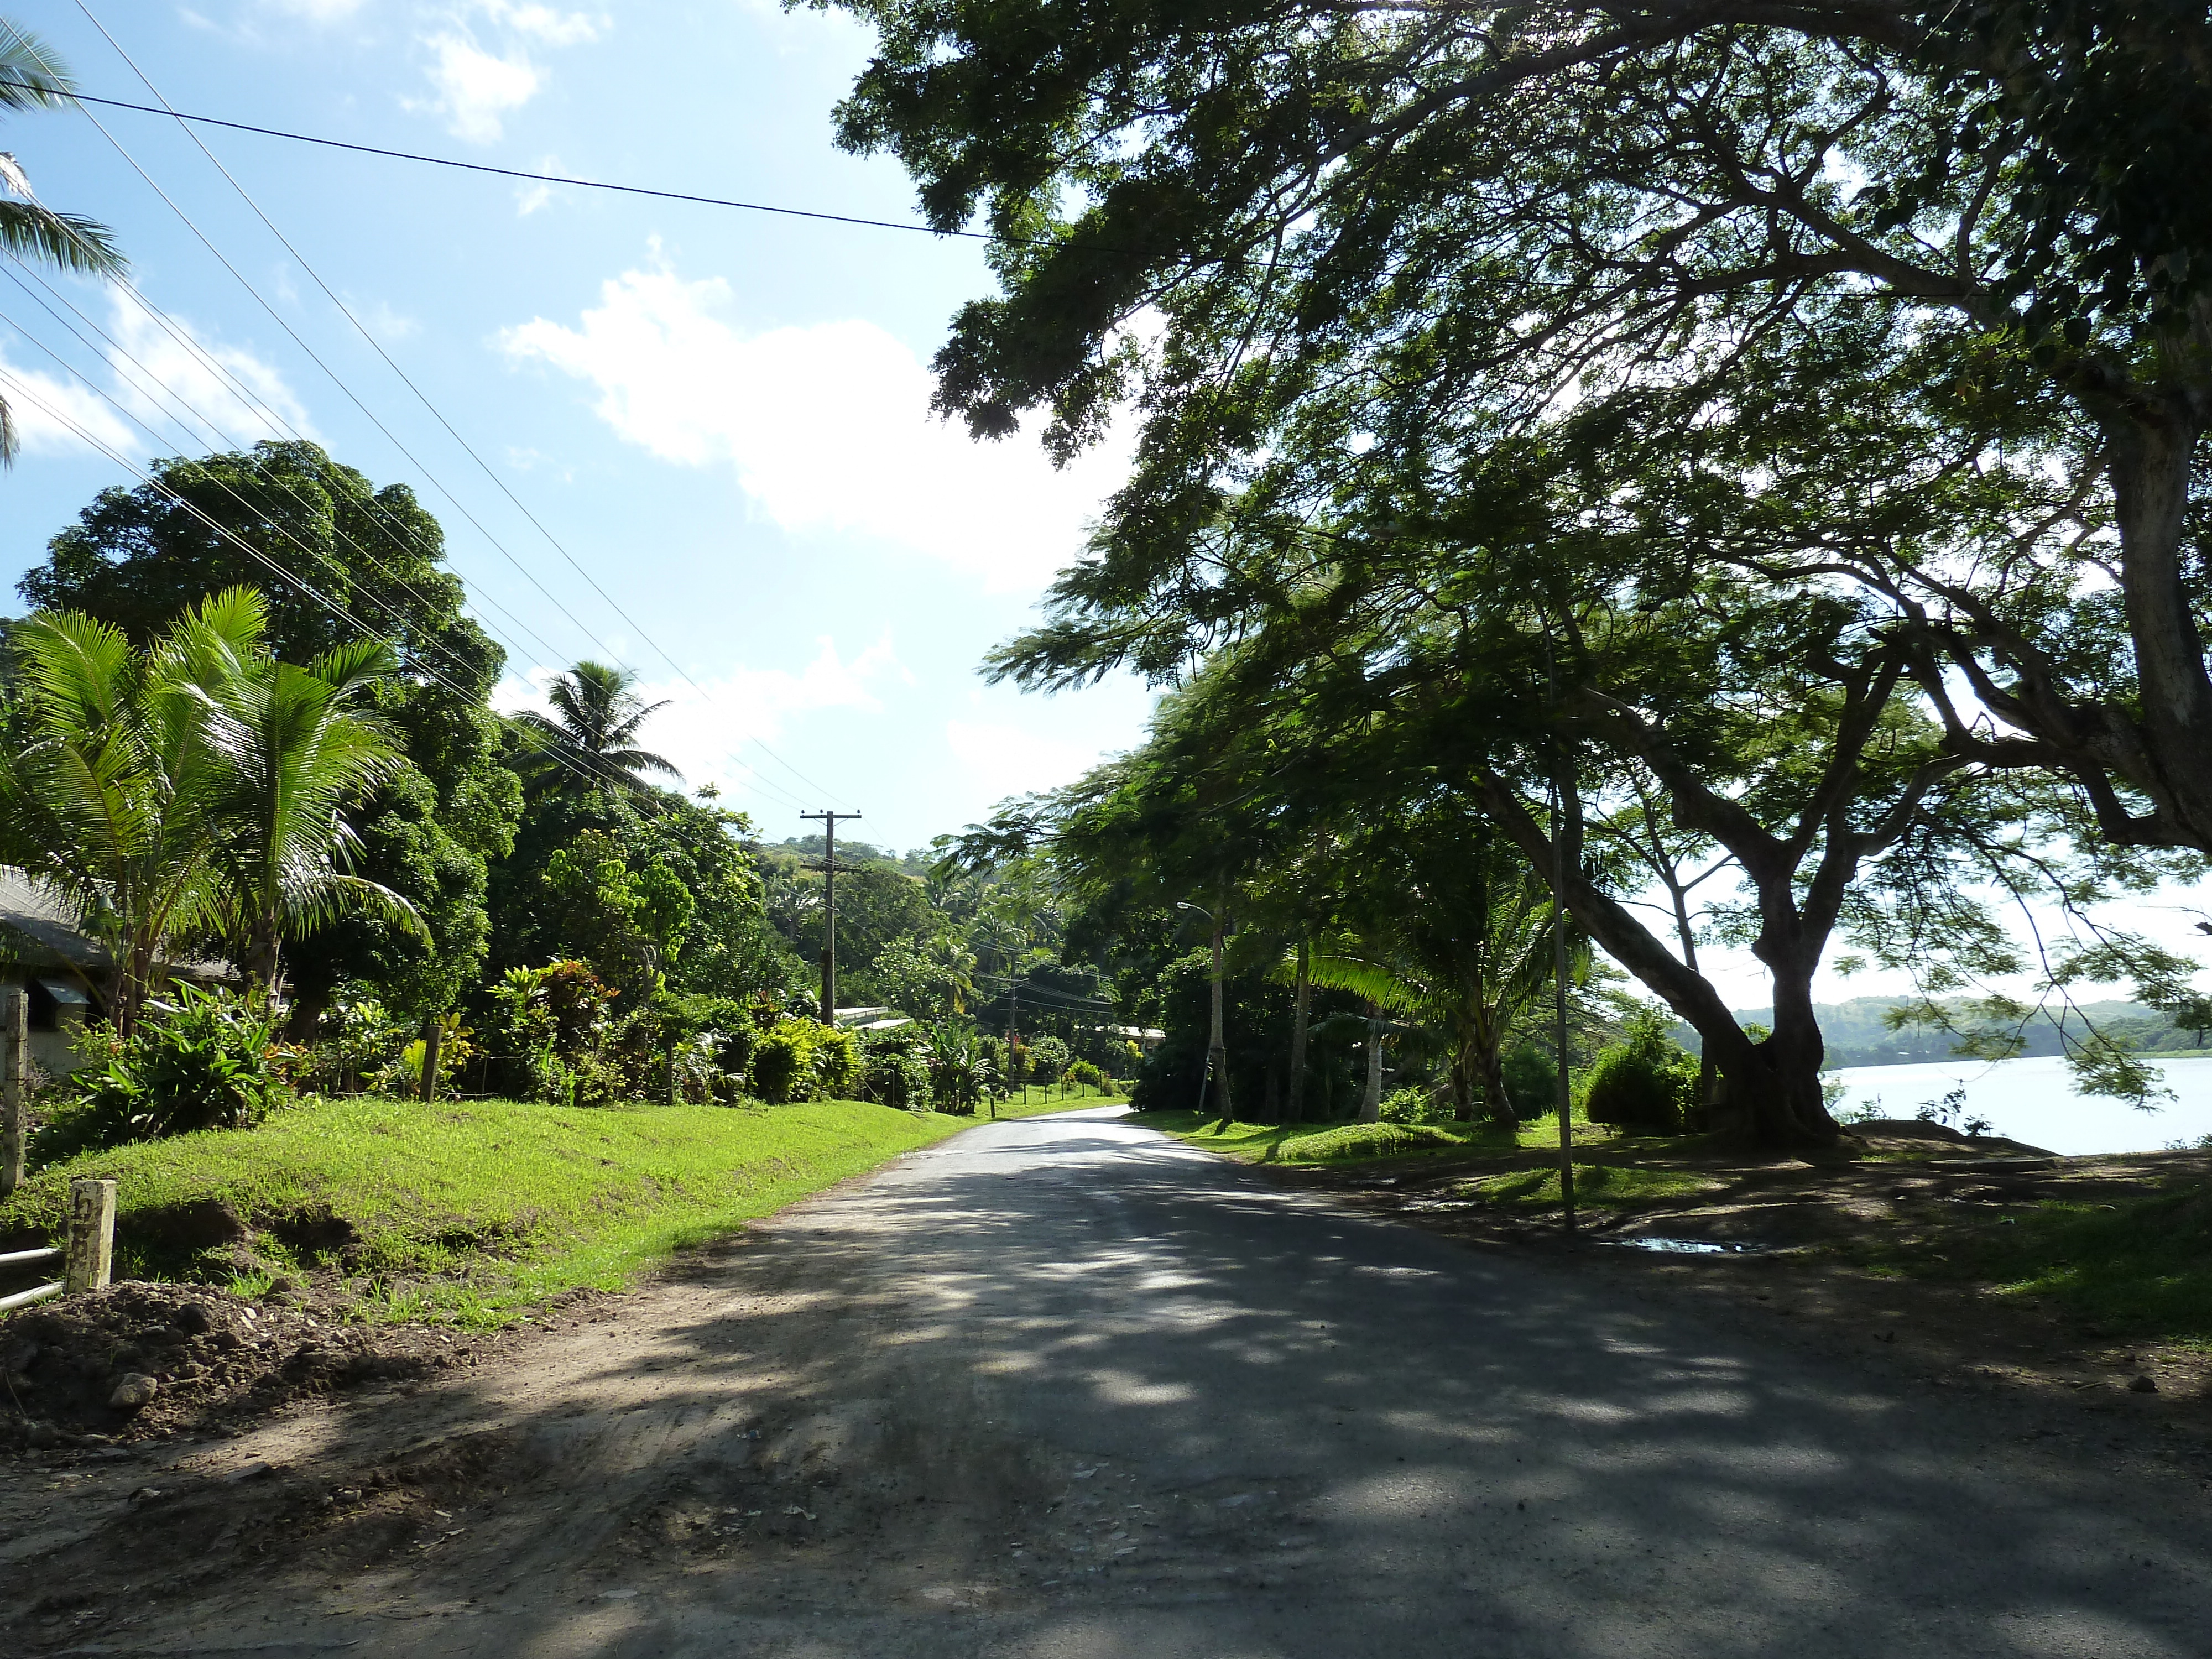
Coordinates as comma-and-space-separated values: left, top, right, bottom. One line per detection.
924, 1019, 996, 1114
512, 661, 681, 800
189, 591, 423, 994
0, 604, 234, 1034
22, 440, 525, 1037
1025, 1034, 1070, 1087
35, 984, 289, 1159
0, 20, 127, 462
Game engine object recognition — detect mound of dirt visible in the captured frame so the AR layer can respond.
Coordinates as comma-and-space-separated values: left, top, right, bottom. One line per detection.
0, 1280, 499, 1448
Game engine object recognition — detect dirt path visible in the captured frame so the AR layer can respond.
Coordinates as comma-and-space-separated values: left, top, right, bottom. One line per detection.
7, 1105, 2211, 1657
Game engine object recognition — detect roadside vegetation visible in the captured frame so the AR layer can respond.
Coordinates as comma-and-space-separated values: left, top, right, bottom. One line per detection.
1, 1096, 975, 1326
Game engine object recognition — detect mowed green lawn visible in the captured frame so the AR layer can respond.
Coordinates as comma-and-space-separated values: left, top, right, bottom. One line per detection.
0, 1096, 977, 1326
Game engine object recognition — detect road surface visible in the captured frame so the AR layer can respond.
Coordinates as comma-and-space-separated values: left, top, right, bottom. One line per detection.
44, 1105, 2212, 1656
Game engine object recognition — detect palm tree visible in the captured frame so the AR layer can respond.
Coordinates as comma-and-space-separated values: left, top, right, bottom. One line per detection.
187, 589, 424, 994
0, 22, 128, 462
512, 661, 681, 800
0, 591, 423, 1027
0, 606, 232, 1034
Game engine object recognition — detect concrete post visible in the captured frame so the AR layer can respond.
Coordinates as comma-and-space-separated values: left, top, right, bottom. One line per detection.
65, 1177, 116, 1293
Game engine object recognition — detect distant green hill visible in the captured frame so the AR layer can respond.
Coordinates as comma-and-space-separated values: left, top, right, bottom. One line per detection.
1671, 997, 2208, 1069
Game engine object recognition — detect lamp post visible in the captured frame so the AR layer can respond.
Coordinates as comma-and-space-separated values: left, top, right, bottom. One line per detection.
1176, 900, 1232, 1122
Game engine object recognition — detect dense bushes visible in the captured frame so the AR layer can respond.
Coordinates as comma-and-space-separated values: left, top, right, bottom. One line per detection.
750, 1018, 858, 1104
854, 1026, 933, 1112
33, 986, 293, 1161
1502, 1045, 1560, 1120
1579, 1013, 1697, 1134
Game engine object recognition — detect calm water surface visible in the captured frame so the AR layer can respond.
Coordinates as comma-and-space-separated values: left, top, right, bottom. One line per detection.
1824, 1053, 2212, 1156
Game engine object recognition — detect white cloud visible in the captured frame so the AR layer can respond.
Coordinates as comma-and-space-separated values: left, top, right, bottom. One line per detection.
0, 348, 138, 457
413, 33, 540, 143
496, 4, 601, 47
265, 0, 370, 19
405, 5, 605, 143
105, 301, 314, 448
355, 298, 419, 341
495, 635, 902, 806
945, 719, 1104, 808
498, 263, 1130, 592
0, 299, 309, 462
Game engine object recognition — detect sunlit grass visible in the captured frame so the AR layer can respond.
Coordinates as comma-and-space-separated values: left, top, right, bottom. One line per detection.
0, 1095, 973, 1327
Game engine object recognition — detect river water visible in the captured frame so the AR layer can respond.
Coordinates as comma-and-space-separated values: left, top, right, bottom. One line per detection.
1824, 1053, 2212, 1156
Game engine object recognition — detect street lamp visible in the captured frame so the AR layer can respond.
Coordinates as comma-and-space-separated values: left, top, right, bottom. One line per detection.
1177, 901, 1233, 1122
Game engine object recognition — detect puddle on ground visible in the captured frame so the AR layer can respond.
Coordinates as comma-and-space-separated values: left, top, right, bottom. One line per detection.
1599, 1236, 1765, 1255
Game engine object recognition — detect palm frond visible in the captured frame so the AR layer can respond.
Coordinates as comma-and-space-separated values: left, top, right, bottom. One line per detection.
0, 23, 75, 112
0, 200, 125, 276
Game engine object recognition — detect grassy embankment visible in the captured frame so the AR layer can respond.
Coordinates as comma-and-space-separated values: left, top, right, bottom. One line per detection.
1138, 1107, 2212, 1345
0, 1095, 988, 1326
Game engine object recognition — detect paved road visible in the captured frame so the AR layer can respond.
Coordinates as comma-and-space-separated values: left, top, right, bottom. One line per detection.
91, 1106, 2212, 1656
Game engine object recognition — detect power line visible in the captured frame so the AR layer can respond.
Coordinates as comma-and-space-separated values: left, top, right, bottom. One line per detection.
0, 257, 757, 813
39, 74, 810, 817
0, 76, 995, 246
67, 4, 862, 812
0, 359, 622, 790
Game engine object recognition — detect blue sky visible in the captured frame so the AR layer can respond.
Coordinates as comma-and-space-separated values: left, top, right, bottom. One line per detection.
0, 0, 1152, 857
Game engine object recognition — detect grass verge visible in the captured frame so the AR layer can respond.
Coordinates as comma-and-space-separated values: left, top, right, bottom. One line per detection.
1133, 1107, 1620, 1165
1849, 1184, 2212, 1345
0, 1095, 972, 1327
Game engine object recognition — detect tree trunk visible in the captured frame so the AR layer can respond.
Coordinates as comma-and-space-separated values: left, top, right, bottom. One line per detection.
1472, 770, 1838, 1149
1357, 1001, 1384, 1123
2105, 407, 2212, 846
1285, 940, 1311, 1124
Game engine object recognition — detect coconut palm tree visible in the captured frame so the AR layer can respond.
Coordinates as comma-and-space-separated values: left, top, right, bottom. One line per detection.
0, 591, 423, 1027
512, 661, 681, 800
0, 22, 127, 462
187, 588, 424, 995
0, 606, 232, 1034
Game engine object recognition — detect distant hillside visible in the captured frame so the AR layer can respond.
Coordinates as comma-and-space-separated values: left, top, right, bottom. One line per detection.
1672, 997, 2208, 1069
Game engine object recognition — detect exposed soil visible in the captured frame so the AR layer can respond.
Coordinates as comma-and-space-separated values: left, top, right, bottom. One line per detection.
1259, 1121, 2212, 1441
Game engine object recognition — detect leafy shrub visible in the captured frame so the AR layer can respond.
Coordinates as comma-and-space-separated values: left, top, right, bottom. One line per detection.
1277, 1122, 1458, 1162
751, 1022, 817, 1104
811, 1026, 860, 1098
481, 960, 618, 1103
1378, 1084, 1447, 1124
1501, 1044, 1559, 1120
34, 986, 291, 1161
925, 1019, 997, 1114
860, 1048, 934, 1113
1067, 1059, 1107, 1091
747, 1018, 855, 1104
1579, 1013, 1697, 1134
305, 988, 410, 1094
1026, 1035, 1071, 1084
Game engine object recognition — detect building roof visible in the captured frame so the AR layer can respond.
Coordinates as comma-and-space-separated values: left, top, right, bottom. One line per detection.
0, 868, 232, 984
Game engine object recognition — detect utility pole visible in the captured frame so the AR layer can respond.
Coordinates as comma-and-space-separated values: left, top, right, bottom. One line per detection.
1007, 980, 1020, 1102
801, 809, 863, 1026
1545, 628, 1577, 1240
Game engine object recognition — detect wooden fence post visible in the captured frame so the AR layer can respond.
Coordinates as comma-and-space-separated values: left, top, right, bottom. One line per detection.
64, 1177, 116, 1293
419, 1017, 444, 1104
1, 984, 24, 1197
